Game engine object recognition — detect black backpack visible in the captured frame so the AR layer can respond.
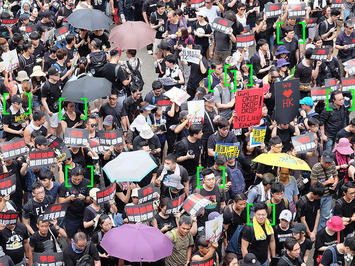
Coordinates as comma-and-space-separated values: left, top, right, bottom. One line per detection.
89, 51, 107, 74
76, 241, 94, 266
127, 59, 144, 90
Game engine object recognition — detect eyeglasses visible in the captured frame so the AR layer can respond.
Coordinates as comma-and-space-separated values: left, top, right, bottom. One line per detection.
14, 102, 22, 105
109, 97, 117, 101
90, 123, 98, 128
240, 8, 246, 10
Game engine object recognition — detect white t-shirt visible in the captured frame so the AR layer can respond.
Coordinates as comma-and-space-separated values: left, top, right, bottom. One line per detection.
199, 6, 220, 25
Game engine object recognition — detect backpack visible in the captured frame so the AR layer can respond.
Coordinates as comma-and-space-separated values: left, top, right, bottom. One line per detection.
170, 228, 191, 243
126, 59, 144, 91
295, 196, 307, 222
76, 241, 94, 266
266, 198, 289, 217
225, 224, 254, 260
172, 137, 189, 155
328, 246, 339, 266
89, 51, 107, 74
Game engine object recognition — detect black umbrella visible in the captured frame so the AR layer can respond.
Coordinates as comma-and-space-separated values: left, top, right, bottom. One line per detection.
66, 8, 113, 31
61, 76, 112, 103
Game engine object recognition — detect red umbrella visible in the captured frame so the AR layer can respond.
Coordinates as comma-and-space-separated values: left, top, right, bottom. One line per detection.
109, 21, 156, 50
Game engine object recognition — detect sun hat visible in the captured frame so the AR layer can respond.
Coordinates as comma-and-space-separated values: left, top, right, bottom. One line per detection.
277, 58, 290, 68
333, 138, 354, 155
163, 174, 184, 190
139, 125, 154, 140
326, 216, 345, 232
276, 45, 290, 56
16, 70, 29, 82
30, 65, 46, 77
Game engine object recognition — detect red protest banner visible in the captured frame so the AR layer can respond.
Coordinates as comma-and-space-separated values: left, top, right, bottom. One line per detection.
42, 203, 67, 221
125, 202, 155, 223
233, 88, 264, 129
166, 193, 186, 215
97, 183, 116, 204
0, 212, 18, 225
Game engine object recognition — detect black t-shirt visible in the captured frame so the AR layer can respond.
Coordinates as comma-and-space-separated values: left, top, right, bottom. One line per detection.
279, 38, 299, 69
157, 165, 189, 199
3, 108, 29, 141
276, 126, 295, 153
63, 241, 100, 265
299, 238, 313, 260
83, 203, 110, 236
274, 225, 293, 256
198, 186, 225, 215
6, 160, 24, 211
297, 195, 320, 232
319, 20, 337, 47
294, 61, 312, 84
97, 63, 126, 94
64, 111, 83, 128
187, 57, 209, 89
174, 138, 202, 176
58, 179, 91, 219
43, 53, 57, 73
320, 246, 344, 266
19, 54, 36, 77
0, 223, 29, 264
29, 226, 59, 253
142, 0, 159, 16
333, 197, 355, 237
223, 205, 247, 240
277, 254, 302, 266
150, 11, 168, 39
242, 224, 271, 264
269, 199, 289, 226
193, 22, 212, 48
41, 80, 62, 113
22, 196, 52, 232
314, 228, 344, 259
99, 102, 125, 128
155, 213, 176, 230
335, 128, 354, 142
123, 96, 142, 123
92, 0, 106, 11
213, 31, 231, 54
88, 32, 111, 50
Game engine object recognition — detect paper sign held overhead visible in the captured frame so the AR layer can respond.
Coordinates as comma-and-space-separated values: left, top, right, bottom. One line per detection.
288, 3, 307, 18
250, 126, 266, 147
215, 143, 240, 159
236, 34, 254, 48
29, 150, 56, 169
1, 49, 19, 71
137, 183, 159, 204
125, 202, 155, 223
205, 214, 223, 242
0, 212, 18, 225
64, 128, 89, 147
42, 203, 68, 222
183, 193, 211, 216
211, 17, 233, 35
97, 183, 116, 204
332, 0, 344, 8
165, 193, 185, 215
188, 100, 205, 125
54, 25, 70, 42
164, 87, 190, 106
265, 2, 282, 18
97, 129, 123, 147
0, 138, 27, 160
292, 132, 316, 154
310, 48, 329, 60
181, 48, 201, 65
342, 77, 355, 92
0, 175, 16, 197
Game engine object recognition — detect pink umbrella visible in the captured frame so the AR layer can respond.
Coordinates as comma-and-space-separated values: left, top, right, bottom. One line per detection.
109, 21, 156, 50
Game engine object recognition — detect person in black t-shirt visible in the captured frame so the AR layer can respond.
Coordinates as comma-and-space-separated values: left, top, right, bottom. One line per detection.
123, 87, 143, 124
336, 118, 355, 143
266, 182, 290, 226
274, 210, 293, 256
277, 237, 304, 266
99, 92, 127, 131
319, 9, 340, 47
58, 165, 91, 239
18, 43, 36, 77
292, 223, 312, 263
271, 123, 300, 153
223, 193, 247, 241
320, 236, 355, 266
88, 30, 111, 50
55, 0, 74, 27
150, 2, 168, 57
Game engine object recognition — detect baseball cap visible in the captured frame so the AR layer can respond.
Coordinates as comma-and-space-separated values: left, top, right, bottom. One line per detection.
131, 188, 139, 198
305, 48, 314, 60
103, 115, 114, 126
11, 94, 23, 103
48, 66, 60, 76
299, 97, 314, 107
240, 253, 261, 266
279, 209, 292, 222
291, 223, 306, 233
89, 188, 100, 201
322, 150, 334, 163
203, 93, 214, 102
34, 136, 48, 146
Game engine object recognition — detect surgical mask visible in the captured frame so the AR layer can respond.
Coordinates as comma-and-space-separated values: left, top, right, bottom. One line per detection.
164, 165, 171, 171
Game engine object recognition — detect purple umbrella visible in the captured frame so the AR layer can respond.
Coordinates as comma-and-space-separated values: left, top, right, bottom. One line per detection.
100, 224, 174, 263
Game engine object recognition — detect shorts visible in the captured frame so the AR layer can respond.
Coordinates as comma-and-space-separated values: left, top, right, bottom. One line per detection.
48, 112, 60, 128
63, 217, 83, 238
153, 38, 163, 54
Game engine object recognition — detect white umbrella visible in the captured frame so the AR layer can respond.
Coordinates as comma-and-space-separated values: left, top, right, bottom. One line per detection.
103, 150, 157, 182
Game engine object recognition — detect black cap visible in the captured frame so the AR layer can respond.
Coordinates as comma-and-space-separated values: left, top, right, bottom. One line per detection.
158, 40, 170, 51
35, 136, 48, 146
322, 150, 334, 163
48, 66, 59, 76
19, 14, 29, 21
291, 223, 306, 233
203, 93, 214, 102
11, 94, 23, 103
240, 253, 261, 266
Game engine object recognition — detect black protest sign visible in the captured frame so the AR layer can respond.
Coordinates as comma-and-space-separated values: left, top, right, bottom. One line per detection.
190, 0, 204, 8
0, 173, 10, 181
97, 183, 116, 204
236, 33, 254, 48
292, 133, 317, 154
0, 18, 18, 27
42, 203, 67, 222
0, 175, 16, 197
29, 150, 56, 169
64, 128, 89, 147
183, 194, 211, 216
54, 25, 70, 42
332, 0, 344, 8
48, 136, 71, 162
138, 183, 159, 204
348, 38, 355, 49
311, 87, 329, 101
0, 138, 27, 160
233, 88, 264, 129
307, 17, 318, 28
311, 48, 329, 60
89, 138, 108, 154
275, 79, 300, 124
157, 98, 172, 112
97, 129, 123, 146
165, 193, 185, 215
211, 17, 233, 35
181, 48, 201, 64
344, 59, 355, 76
264, 2, 282, 18
33, 252, 64, 266
325, 78, 338, 91
125, 202, 155, 223
0, 212, 18, 225
342, 77, 355, 92
288, 3, 306, 18
190, 258, 216, 266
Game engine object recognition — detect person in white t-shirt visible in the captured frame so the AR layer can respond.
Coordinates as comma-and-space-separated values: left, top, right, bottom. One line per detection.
199, 0, 224, 25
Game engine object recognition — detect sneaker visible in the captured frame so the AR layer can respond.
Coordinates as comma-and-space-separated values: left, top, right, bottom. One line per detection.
147, 50, 153, 55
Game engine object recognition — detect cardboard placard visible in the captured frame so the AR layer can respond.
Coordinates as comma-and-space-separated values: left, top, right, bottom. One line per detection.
164, 87, 190, 106
33, 252, 64, 266
190, 0, 204, 8
205, 214, 223, 242
311, 87, 329, 101
250, 126, 266, 147
342, 77, 355, 92
310, 48, 329, 60
44, 28, 55, 43
211, 17, 233, 35
307, 17, 318, 28
158, 77, 177, 87
97, 183, 116, 204
0, 19, 18, 27
0, 212, 18, 225
274, 79, 300, 124
64, 128, 89, 147
89, 138, 108, 154
190, 258, 216, 266
332, 0, 344, 8
1, 49, 19, 71
29, 150, 56, 169
344, 59, 355, 76
97, 129, 123, 146
183, 194, 212, 216
48, 136, 71, 162
264, 2, 282, 18
0, 172, 10, 181
125, 202, 155, 223
42, 203, 67, 222
188, 100, 205, 125
236, 33, 254, 48
215, 143, 240, 159
292, 132, 317, 154
233, 88, 264, 129
138, 183, 159, 204
0, 138, 27, 160
288, 3, 307, 18
181, 48, 201, 64
325, 78, 338, 91
348, 38, 355, 49
165, 193, 186, 215
54, 25, 70, 42
0, 175, 16, 197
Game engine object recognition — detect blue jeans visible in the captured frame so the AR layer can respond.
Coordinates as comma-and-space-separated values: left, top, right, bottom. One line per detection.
318, 195, 332, 231
261, 261, 269, 266
324, 138, 335, 152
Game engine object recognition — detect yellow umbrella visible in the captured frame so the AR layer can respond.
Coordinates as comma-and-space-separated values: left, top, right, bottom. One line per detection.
252, 153, 311, 171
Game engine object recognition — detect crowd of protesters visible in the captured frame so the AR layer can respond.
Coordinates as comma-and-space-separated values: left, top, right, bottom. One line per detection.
0, 0, 353, 265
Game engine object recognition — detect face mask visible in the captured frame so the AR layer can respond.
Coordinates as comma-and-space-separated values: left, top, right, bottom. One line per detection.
164, 165, 171, 171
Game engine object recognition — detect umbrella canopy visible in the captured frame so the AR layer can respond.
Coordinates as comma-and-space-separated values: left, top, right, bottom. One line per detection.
109, 21, 156, 50
67, 8, 113, 31
101, 224, 174, 262
103, 150, 157, 182
61, 76, 112, 103
252, 153, 311, 171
